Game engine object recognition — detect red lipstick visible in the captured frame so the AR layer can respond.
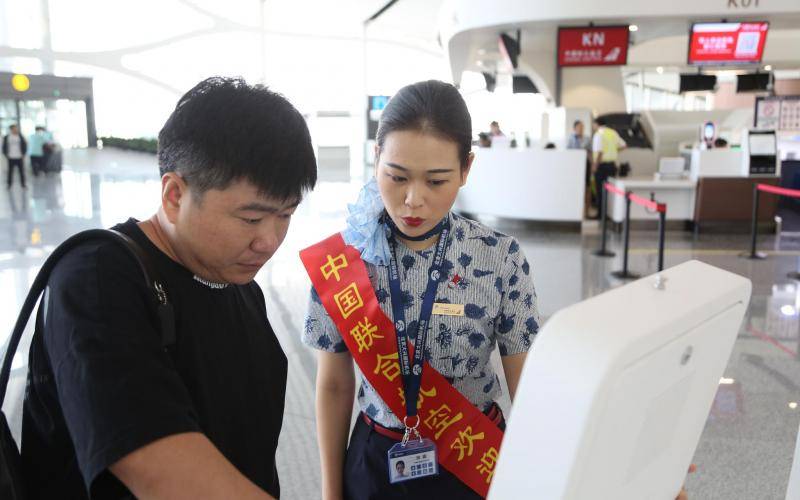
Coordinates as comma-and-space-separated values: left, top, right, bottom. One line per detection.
402, 217, 424, 227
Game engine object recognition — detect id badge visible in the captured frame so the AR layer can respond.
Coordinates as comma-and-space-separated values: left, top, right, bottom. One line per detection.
387, 438, 438, 483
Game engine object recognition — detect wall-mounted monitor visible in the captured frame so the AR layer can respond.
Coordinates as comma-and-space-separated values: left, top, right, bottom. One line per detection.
679, 74, 717, 93
557, 26, 629, 67
482, 72, 497, 93
688, 22, 768, 66
512, 75, 538, 94
498, 33, 520, 70
736, 72, 770, 93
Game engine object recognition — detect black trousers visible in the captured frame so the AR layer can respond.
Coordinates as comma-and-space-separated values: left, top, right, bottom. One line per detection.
344, 414, 505, 500
6, 158, 25, 187
30, 155, 44, 175
594, 162, 617, 199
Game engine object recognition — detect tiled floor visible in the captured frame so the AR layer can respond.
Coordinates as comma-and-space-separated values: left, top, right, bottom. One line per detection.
1, 148, 799, 499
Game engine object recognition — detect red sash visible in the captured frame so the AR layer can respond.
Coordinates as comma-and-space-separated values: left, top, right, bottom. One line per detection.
300, 233, 503, 497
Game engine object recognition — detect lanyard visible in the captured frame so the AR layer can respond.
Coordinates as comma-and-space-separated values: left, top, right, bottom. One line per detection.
387, 217, 451, 422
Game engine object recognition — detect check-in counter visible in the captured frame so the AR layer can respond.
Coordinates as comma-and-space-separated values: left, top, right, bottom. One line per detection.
608, 176, 697, 223
694, 176, 779, 229
454, 149, 585, 222
688, 147, 779, 228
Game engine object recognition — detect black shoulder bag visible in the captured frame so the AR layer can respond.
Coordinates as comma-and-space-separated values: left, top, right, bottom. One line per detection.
0, 229, 176, 500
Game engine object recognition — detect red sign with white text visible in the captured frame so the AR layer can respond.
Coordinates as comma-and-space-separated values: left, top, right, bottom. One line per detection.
558, 26, 629, 67
689, 22, 768, 65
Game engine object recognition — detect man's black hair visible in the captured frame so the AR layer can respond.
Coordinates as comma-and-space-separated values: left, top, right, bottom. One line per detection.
573, 120, 583, 129
158, 76, 317, 201
594, 116, 607, 126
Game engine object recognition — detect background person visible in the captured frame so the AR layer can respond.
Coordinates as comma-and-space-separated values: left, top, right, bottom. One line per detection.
567, 120, 593, 216
3, 124, 27, 188
567, 120, 589, 151
28, 126, 51, 176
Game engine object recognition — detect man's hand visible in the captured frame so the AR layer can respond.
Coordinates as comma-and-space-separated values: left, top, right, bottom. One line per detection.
675, 463, 698, 500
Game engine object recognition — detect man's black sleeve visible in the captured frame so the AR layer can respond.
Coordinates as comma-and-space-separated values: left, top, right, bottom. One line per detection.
43, 241, 201, 491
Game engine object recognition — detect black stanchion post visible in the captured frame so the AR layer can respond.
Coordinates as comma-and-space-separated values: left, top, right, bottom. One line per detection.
657, 208, 666, 272
611, 191, 640, 280
740, 183, 767, 260
593, 183, 615, 258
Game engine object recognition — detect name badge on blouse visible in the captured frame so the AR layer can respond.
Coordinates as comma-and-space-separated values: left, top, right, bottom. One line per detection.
432, 303, 465, 316
387, 438, 438, 484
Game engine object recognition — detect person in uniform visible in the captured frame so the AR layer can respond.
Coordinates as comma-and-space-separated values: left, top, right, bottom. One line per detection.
303, 80, 539, 500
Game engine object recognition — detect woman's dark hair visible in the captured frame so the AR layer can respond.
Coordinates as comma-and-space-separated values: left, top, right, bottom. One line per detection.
158, 76, 317, 201
376, 80, 472, 169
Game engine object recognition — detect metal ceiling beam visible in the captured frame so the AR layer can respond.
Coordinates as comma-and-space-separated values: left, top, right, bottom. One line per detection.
365, 0, 400, 25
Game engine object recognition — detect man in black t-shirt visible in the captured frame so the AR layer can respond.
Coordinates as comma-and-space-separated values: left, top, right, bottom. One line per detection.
20, 77, 317, 499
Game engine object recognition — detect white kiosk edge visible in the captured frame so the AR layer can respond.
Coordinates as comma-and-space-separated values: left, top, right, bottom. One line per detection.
489, 260, 752, 500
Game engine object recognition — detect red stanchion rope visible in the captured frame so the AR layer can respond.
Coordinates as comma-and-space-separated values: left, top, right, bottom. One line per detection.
628, 193, 667, 213
757, 183, 800, 199
603, 182, 626, 197
603, 182, 667, 213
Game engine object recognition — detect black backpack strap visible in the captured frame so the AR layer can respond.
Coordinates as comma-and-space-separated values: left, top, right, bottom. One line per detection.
0, 229, 176, 405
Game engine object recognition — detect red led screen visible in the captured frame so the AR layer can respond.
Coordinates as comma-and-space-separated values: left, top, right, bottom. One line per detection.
688, 22, 768, 65
557, 26, 629, 67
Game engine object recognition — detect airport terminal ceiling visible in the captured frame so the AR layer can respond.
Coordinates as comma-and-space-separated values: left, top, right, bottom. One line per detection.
440, 0, 800, 102
0, 0, 447, 139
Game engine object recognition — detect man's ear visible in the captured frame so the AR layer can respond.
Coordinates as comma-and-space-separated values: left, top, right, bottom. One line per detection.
161, 173, 188, 224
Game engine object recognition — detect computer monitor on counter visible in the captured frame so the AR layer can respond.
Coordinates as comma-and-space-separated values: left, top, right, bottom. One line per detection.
743, 129, 778, 176
489, 260, 751, 500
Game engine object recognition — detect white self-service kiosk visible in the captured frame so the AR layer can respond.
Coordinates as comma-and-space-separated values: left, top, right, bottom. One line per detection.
489, 260, 751, 500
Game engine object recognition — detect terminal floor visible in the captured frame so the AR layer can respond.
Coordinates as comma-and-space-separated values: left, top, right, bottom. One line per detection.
1, 148, 799, 499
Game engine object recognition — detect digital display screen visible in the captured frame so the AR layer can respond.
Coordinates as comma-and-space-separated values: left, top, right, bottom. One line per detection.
703, 122, 716, 141
749, 133, 776, 156
370, 95, 389, 111
557, 26, 629, 67
688, 22, 768, 65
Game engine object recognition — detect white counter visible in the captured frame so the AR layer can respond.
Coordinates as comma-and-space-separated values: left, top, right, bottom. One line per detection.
690, 149, 745, 179
454, 149, 586, 222
607, 176, 696, 223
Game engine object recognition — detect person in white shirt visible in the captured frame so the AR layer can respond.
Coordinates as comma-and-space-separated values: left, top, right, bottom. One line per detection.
3, 124, 28, 189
